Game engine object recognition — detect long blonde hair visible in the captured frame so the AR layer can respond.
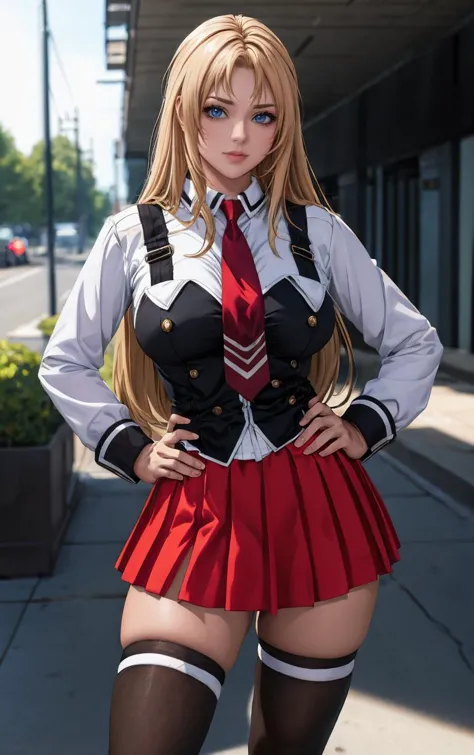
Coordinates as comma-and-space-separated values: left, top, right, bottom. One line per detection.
113, 14, 355, 439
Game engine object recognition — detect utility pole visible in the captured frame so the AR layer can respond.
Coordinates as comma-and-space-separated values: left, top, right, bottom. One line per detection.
113, 139, 121, 214
74, 109, 84, 254
60, 110, 84, 254
42, 0, 56, 316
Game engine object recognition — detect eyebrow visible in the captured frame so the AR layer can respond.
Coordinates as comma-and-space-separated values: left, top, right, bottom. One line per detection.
208, 95, 276, 108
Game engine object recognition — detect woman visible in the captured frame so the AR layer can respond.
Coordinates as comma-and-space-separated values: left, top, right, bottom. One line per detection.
38, 14, 443, 755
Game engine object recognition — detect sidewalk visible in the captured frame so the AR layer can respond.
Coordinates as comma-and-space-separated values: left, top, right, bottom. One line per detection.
350, 347, 474, 510
1, 443, 474, 752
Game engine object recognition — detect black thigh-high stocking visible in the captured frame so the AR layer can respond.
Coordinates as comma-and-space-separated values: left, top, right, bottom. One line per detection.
248, 639, 357, 755
108, 639, 225, 755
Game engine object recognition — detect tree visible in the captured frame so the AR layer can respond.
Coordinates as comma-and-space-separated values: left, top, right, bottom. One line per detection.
0, 123, 112, 236
0, 126, 36, 225
24, 135, 112, 235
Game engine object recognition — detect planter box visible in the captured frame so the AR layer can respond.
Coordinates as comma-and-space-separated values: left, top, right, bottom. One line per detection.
0, 422, 75, 577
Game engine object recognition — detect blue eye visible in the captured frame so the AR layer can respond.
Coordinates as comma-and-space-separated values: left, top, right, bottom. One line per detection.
204, 106, 226, 119
253, 112, 276, 125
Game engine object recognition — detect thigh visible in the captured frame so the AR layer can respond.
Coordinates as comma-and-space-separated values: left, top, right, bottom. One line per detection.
256, 579, 379, 658
120, 551, 253, 671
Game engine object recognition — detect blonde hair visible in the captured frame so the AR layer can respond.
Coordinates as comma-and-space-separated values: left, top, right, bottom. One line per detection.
113, 14, 355, 439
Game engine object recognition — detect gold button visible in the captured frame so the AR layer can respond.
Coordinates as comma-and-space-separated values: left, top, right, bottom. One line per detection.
307, 315, 317, 327
290, 360, 298, 369
212, 405, 223, 416
271, 379, 281, 388
189, 369, 199, 379
288, 395, 297, 406
161, 318, 174, 332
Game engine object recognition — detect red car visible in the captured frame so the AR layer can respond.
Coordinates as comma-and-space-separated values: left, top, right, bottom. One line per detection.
0, 226, 29, 267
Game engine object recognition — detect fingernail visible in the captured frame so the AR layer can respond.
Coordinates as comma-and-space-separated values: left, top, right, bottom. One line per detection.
193, 470, 201, 476
192, 433, 199, 439
199, 463, 205, 470
299, 419, 307, 425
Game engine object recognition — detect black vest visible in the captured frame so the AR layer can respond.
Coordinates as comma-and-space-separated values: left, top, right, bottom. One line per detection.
134, 202, 336, 463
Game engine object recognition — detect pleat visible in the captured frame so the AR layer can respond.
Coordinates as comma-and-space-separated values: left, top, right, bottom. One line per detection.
179, 461, 231, 606
115, 445, 401, 611
263, 449, 316, 612
289, 448, 351, 601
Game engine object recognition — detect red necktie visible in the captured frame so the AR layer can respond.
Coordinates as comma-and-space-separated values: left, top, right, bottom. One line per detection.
220, 199, 270, 400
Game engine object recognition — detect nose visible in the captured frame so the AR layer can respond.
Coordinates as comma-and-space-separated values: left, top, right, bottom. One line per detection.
231, 119, 247, 144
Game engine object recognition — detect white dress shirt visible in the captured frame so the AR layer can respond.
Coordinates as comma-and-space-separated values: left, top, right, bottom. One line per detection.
38, 175, 443, 481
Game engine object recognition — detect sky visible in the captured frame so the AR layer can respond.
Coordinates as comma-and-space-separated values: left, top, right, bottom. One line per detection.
0, 0, 125, 196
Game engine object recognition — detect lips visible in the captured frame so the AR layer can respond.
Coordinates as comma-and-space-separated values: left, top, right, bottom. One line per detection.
224, 152, 248, 157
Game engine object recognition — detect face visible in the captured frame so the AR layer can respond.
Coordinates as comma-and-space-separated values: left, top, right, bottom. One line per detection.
197, 66, 277, 184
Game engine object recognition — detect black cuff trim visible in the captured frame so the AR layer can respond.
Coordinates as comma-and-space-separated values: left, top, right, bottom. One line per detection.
342, 395, 396, 459
95, 420, 153, 483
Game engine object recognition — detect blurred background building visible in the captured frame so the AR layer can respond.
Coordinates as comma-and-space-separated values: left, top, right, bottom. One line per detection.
105, 0, 474, 354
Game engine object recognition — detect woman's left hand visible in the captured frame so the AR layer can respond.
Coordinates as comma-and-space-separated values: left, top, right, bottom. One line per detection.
294, 395, 369, 460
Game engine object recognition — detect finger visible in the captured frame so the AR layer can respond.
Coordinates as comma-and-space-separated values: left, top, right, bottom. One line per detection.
166, 414, 191, 432
300, 402, 333, 425
160, 458, 202, 477
318, 437, 346, 457
163, 429, 200, 446
303, 426, 342, 455
160, 446, 205, 470
295, 415, 338, 447
294, 417, 328, 446
160, 469, 184, 481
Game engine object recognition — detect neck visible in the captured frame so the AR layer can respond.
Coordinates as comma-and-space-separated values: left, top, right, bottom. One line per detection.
200, 159, 252, 198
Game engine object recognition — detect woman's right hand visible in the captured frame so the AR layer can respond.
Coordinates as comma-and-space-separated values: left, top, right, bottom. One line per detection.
133, 414, 205, 484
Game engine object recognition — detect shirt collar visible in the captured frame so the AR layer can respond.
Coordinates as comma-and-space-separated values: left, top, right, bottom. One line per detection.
181, 174, 266, 219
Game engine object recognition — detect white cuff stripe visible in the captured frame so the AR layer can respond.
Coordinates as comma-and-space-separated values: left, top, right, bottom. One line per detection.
117, 653, 222, 699
98, 420, 138, 465
352, 398, 394, 443
371, 436, 392, 453
97, 458, 135, 483
258, 645, 355, 682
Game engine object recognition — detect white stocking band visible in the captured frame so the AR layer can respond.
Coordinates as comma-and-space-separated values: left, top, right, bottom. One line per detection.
117, 652, 223, 700
258, 644, 355, 682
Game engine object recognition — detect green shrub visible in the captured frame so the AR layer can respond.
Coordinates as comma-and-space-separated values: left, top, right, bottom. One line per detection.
0, 340, 63, 447
0, 329, 116, 448
101, 345, 114, 391
37, 314, 59, 337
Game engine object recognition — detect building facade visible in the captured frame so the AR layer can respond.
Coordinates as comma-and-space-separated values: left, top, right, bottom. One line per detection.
307, 16, 474, 352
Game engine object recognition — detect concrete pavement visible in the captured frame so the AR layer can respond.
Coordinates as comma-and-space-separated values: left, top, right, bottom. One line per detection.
349, 348, 474, 511
1, 438, 474, 754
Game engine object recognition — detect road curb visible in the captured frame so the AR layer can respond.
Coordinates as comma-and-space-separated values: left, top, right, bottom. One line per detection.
381, 441, 474, 513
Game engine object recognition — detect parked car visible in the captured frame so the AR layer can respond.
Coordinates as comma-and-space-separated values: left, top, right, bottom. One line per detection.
55, 222, 79, 253
0, 226, 29, 267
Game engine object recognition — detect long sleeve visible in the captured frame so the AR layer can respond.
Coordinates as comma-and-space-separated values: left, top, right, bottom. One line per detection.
326, 214, 443, 460
38, 216, 152, 483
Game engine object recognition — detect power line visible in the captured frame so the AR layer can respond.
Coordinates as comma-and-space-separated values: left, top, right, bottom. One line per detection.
48, 85, 61, 122
50, 30, 75, 108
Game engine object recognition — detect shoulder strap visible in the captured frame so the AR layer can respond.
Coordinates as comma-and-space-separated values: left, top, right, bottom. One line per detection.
137, 203, 174, 285
285, 201, 320, 282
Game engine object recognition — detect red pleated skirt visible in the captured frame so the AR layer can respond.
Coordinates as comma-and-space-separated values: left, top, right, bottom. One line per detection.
115, 441, 400, 614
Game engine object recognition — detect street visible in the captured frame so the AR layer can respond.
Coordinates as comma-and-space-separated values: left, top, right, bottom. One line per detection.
0, 255, 83, 341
